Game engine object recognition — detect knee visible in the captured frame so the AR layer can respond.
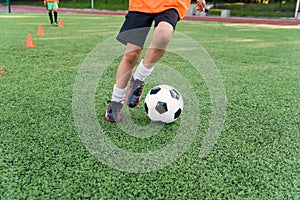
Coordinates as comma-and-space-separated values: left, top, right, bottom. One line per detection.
155, 22, 174, 44
157, 30, 173, 44
151, 27, 173, 49
150, 31, 172, 50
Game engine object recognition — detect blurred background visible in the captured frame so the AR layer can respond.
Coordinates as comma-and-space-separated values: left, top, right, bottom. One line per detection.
1, 0, 298, 18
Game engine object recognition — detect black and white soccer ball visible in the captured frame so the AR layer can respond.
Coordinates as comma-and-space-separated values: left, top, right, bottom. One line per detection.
144, 85, 184, 124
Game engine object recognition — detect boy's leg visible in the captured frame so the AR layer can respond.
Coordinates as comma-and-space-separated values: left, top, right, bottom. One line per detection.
132, 21, 173, 82
53, 10, 58, 23
142, 21, 174, 69
105, 43, 142, 123
106, 11, 153, 122
126, 21, 174, 108
48, 11, 53, 24
127, 9, 178, 107
116, 43, 142, 89
53, 2, 59, 23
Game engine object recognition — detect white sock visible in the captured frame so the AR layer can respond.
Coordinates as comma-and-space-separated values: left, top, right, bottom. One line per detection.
133, 59, 154, 81
111, 84, 126, 103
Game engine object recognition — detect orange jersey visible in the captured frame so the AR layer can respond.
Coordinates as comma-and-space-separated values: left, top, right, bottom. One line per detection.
44, 0, 59, 2
129, 0, 191, 19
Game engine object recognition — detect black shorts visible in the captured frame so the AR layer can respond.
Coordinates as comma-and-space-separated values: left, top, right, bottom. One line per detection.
116, 9, 179, 48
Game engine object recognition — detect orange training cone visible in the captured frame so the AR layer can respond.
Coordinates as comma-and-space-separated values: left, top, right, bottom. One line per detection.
37, 24, 45, 35
25, 34, 35, 48
58, 19, 64, 28
0, 69, 4, 74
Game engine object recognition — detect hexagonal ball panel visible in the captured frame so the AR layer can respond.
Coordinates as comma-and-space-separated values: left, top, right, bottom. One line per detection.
155, 101, 168, 114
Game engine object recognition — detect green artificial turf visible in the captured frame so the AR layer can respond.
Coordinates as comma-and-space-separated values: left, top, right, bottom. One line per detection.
0, 14, 299, 199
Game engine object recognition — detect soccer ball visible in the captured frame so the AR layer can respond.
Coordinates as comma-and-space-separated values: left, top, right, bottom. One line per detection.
144, 85, 184, 124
